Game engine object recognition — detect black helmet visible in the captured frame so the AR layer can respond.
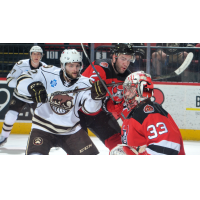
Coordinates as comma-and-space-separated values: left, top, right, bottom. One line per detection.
112, 43, 135, 56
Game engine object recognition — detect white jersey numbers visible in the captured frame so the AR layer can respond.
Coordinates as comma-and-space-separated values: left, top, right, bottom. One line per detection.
147, 122, 168, 140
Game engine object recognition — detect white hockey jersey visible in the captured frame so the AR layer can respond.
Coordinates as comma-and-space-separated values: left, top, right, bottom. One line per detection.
7, 59, 46, 103
7, 59, 46, 88
16, 65, 102, 135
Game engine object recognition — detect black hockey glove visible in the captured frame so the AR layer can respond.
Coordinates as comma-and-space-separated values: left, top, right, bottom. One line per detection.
91, 80, 107, 100
28, 81, 47, 103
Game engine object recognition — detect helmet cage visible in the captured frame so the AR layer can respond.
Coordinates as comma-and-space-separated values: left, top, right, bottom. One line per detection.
123, 84, 138, 110
123, 71, 154, 110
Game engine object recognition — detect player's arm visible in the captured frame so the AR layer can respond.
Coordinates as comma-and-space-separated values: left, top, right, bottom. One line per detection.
16, 68, 47, 103
144, 114, 183, 155
7, 63, 23, 88
80, 80, 107, 115
82, 63, 107, 82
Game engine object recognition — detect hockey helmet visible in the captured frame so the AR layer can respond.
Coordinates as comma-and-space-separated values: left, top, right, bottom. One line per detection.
60, 49, 83, 80
112, 43, 136, 62
123, 71, 154, 110
30, 46, 43, 58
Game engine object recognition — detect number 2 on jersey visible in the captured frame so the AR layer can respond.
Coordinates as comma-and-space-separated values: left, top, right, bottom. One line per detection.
147, 122, 168, 140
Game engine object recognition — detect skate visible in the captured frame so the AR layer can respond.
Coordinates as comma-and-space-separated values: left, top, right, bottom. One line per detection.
0, 136, 8, 147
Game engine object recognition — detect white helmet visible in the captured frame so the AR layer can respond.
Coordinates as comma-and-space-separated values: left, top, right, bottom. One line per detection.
123, 71, 154, 110
60, 49, 83, 80
30, 46, 43, 59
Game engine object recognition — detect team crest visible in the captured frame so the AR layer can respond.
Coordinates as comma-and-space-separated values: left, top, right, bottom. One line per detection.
100, 62, 109, 68
112, 85, 123, 101
33, 137, 43, 146
144, 104, 154, 113
49, 92, 74, 115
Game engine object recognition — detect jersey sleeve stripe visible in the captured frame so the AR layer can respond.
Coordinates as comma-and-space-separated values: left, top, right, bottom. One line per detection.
7, 77, 13, 85
146, 144, 179, 155
149, 140, 181, 151
32, 114, 81, 134
16, 74, 32, 88
13, 89, 33, 101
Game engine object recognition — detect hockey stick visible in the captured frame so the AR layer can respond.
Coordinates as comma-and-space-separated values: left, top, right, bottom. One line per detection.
152, 52, 194, 80
81, 43, 115, 102
47, 82, 123, 98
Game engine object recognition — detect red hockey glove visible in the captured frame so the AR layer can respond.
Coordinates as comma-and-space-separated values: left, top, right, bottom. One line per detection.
106, 99, 124, 117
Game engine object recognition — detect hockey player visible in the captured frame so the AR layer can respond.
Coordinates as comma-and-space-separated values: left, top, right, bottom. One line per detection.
111, 71, 185, 155
79, 43, 135, 152
15, 49, 102, 155
0, 46, 46, 146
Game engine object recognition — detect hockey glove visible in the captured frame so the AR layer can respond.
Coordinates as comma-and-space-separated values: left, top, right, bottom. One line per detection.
91, 80, 107, 100
106, 99, 124, 115
28, 81, 47, 103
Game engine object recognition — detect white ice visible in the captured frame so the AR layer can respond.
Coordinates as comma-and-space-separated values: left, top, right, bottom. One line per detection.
0, 134, 200, 155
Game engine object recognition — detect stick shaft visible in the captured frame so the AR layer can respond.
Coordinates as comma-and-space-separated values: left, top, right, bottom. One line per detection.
47, 82, 123, 97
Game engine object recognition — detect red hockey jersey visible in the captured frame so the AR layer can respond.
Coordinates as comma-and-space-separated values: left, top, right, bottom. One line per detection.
121, 99, 185, 155
82, 59, 131, 120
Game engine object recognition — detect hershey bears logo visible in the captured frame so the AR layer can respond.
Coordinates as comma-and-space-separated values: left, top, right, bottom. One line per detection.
50, 92, 74, 115
33, 137, 43, 146
144, 104, 154, 113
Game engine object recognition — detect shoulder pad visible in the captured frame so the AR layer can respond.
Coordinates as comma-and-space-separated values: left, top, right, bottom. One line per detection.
128, 100, 168, 124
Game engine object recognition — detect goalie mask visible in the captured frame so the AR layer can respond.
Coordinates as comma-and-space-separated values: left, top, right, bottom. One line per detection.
30, 46, 43, 60
60, 49, 83, 80
123, 71, 154, 110
112, 43, 136, 74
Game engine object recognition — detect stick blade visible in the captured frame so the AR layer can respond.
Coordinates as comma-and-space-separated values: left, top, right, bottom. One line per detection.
153, 52, 194, 80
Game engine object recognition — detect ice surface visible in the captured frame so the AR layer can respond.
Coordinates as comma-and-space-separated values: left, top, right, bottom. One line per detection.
0, 134, 199, 155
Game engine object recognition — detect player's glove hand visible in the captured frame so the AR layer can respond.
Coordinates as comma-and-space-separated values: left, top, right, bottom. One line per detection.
106, 99, 124, 114
91, 80, 107, 100
28, 81, 47, 103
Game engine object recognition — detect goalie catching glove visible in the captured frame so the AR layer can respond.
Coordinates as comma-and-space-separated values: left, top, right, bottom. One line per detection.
91, 80, 107, 100
28, 81, 47, 103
